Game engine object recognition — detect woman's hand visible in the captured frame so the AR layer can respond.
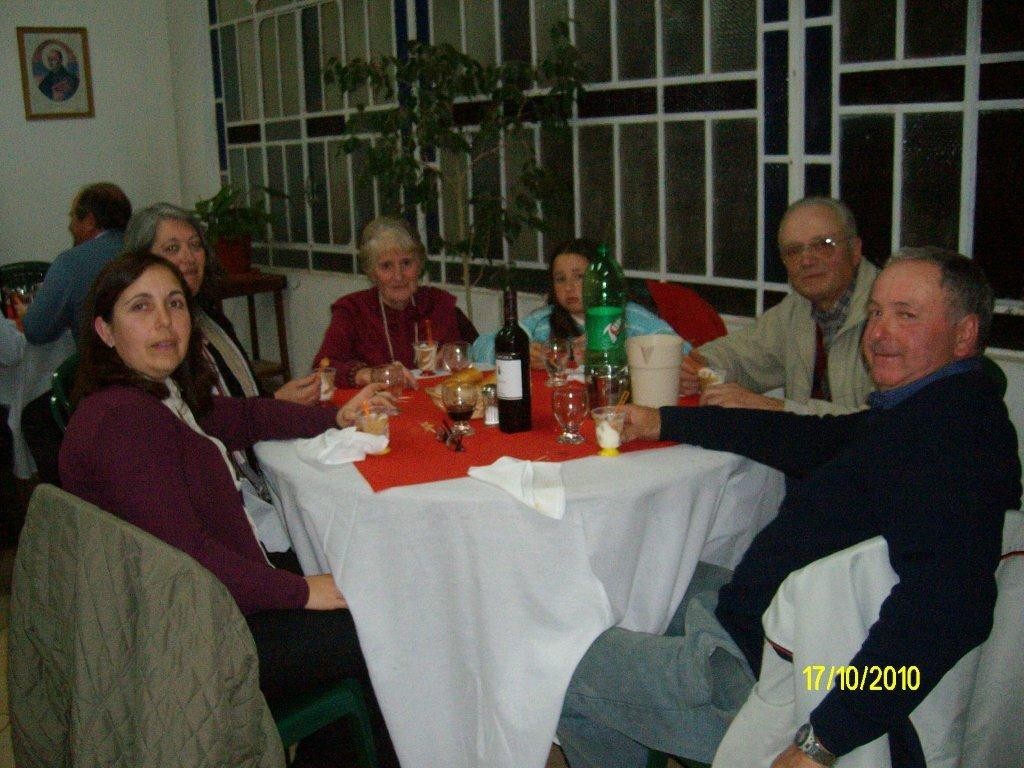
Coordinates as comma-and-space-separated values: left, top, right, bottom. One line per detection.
304, 573, 348, 610
353, 366, 373, 386
337, 382, 395, 426
274, 372, 320, 406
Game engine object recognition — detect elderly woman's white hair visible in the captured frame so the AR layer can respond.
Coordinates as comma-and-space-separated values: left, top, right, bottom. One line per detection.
357, 215, 426, 277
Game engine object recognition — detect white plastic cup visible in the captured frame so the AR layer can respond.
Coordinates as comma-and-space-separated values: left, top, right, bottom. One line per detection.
626, 334, 684, 407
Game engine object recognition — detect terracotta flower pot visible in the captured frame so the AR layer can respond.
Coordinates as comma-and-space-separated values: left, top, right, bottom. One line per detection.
214, 235, 254, 274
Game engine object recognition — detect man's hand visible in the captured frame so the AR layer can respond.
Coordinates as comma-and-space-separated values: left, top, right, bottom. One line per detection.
700, 382, 784, 411
770, 744, 823, 768
304, 573, 348, 610
274, 372, 320, 406
620, 404, 662, 443
679, 351, 706, 395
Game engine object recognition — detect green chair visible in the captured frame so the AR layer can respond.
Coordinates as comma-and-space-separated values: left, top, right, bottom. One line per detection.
270, 679, 380, 768
0, 260, 50, 317
49, 351, 79, 432
646, 753, 709, 768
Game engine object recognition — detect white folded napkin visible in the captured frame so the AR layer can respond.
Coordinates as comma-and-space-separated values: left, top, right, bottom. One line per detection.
295, 427, 388, 466
468, 456, 566, 519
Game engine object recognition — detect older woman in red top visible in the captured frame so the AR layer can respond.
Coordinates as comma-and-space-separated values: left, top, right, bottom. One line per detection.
313, 215, 478, 386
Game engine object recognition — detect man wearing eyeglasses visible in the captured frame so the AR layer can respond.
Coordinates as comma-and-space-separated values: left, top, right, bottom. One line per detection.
680, 196, 877, 414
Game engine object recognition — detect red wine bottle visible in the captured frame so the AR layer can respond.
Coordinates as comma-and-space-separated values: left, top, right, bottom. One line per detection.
495, 283, 532, 432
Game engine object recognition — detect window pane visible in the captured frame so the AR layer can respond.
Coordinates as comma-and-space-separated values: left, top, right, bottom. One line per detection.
321, 2, 343, 111
220, 25, 241, 122
764, 30, 788, 155
578, 125, 615, 245
367, 0, 393, 59
540, 126, 576, 256
432, 0, 461, 48
901, 113, 961, 250
440, 145, 469, 250
840, 115, 894, 265
618, 2, 656, 80
575, 0, 611, 82
499, 0, 530, 64
278, 14, 301, 116
981, 0, 1024, 54
764, 162, 788, 282
465, 1, 495, 66
286, 143, 308, 242
266, 145, 288, 240
974, 110, 1024, 300
711, 119, 757, 279
664, 121, 705, 275
302, 8, 322, 112
327, 139, 353, 245
260, 18, 281, 118
804, 26, 831, 154
535, 1, 569, 67
246, 147, 265, 198
229, 148, 246, 188
662, 0, 703, 77
237, 21, 258, 120
505, 127, 539, 264
710, 0, 756, 73
342, 0, 369, 105
841, 0, 895, 63
217, 0, 247, 24
906, 0, 966, 57
620, 124, 659, 271
308, 142, 330, 243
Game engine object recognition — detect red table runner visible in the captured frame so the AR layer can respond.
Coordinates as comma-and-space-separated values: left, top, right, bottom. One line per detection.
332, 370, 687, 492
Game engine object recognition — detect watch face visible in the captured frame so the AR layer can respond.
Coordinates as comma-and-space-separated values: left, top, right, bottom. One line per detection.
795, 723, 812, 745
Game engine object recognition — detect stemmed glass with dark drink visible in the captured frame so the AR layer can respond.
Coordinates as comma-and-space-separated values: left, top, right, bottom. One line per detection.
441, 380, 478, 436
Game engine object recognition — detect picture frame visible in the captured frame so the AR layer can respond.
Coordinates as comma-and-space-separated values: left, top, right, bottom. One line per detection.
17, 26, 95, 121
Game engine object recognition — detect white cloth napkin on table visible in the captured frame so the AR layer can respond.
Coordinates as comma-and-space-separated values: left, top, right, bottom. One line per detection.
295, 427, 388, 465
468, 456, 566, 519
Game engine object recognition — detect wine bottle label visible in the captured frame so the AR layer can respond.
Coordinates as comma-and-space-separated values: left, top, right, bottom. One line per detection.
585, 305, 625, 352
495, 357, 524, 399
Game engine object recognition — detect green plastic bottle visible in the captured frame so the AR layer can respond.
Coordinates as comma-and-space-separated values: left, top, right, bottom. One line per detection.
582, 243, 629, 406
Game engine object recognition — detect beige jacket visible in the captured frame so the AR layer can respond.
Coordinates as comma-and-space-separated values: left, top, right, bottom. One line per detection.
699, 260, 878, 415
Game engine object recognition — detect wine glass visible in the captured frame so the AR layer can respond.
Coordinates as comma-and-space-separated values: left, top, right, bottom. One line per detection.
552, 382, 588, 445
371, 362, 404, 413
440, 341, 471, 373
544, 337, 571, 387
441, 380, 478, 436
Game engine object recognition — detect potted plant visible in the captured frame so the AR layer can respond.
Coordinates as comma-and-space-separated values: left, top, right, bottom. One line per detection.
324, 21, 585, 318
192, 185, 273, 274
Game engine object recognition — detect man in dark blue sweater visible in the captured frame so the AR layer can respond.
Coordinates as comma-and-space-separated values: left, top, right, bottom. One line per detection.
557, 248, 1021, 768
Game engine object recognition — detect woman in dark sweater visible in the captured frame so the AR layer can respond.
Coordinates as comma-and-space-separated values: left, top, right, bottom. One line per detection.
59, 250, 399, 766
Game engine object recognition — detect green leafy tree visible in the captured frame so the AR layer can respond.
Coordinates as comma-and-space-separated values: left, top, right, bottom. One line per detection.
324, 21, 585, 317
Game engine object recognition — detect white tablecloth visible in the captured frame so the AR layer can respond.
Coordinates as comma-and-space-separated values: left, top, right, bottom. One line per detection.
256, 441, 785, 768
0, 331, 74, 478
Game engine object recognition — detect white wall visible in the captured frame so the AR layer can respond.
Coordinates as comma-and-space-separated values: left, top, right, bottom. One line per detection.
0, 1, 184, 265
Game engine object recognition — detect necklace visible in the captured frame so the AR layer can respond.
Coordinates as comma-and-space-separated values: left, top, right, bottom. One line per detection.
378, 289, 418, 362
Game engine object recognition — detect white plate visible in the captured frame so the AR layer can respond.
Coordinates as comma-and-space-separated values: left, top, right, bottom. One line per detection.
413, 362, 494, 379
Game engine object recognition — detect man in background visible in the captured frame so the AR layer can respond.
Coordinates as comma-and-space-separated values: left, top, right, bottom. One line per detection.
20, 182, 131, 486
682, 196, 876, 415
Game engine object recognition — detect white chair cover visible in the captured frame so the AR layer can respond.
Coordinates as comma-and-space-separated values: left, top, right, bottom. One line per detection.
713, 513, 1024, 768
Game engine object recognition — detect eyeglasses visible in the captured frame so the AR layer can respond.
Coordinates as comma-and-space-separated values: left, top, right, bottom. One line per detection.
779, 235, 852, 264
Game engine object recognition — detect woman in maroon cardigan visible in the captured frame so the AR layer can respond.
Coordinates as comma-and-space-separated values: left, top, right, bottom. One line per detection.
59, 250, 399, 766
313, 215, 478, 386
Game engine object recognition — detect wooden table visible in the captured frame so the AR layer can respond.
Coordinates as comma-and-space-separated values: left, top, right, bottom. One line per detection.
215, 271, 291, 384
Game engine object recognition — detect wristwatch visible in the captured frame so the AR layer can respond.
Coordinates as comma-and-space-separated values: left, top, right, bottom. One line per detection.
794, 722, 837, 766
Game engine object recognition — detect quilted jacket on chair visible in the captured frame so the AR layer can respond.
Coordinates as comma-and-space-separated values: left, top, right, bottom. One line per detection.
8, 484, 285, 768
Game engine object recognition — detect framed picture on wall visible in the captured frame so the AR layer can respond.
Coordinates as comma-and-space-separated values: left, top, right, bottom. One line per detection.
17, 26, 95, 121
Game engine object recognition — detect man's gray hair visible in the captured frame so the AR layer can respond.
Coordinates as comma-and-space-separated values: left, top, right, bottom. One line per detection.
123, 202, 222, 302
779, 196, 859, 240
357, 215, 426, 277
886, 246, 994, 352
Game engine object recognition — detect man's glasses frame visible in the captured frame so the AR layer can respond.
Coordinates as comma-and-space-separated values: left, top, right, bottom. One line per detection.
779, 234, 854, 264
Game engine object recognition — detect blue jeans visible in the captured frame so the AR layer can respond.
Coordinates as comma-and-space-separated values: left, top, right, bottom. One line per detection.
557, 562, 755, 768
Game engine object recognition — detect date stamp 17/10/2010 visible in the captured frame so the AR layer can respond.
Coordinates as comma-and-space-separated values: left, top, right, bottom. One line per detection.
802, 665, 921, 692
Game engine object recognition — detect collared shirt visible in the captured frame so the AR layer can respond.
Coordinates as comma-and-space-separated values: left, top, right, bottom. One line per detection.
811, 268, 857, 349
867, 357, 982, 410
